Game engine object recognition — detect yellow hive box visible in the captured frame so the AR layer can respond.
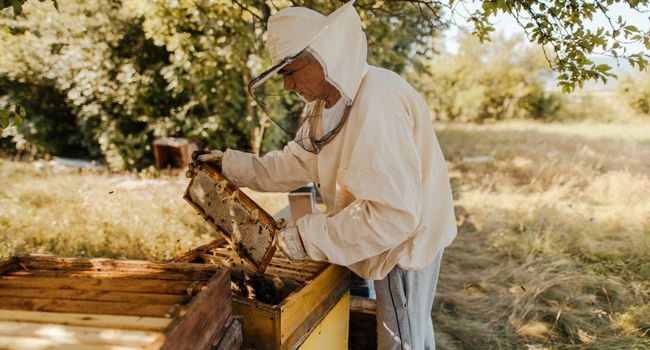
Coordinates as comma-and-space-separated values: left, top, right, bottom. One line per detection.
175, 239, 351, 350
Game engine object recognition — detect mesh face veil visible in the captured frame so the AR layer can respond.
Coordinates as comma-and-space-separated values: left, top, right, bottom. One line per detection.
247, 0, 366, 154
248, 49, 352, 154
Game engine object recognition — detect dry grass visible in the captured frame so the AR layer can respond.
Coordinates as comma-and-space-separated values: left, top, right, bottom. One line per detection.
0, 121, 648, 349
0, 160, 288, 261
434, 122, 650, 349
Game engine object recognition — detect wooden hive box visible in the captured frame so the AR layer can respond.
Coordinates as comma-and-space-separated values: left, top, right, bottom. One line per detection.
174, 238, 351, 350
0, 255, 241, 350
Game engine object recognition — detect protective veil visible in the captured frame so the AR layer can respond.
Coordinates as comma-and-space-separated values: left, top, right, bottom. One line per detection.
248, 1, 366, 153
223, 1, 457, 280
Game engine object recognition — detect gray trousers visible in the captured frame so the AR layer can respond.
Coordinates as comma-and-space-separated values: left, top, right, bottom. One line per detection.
374, 250, 444, 350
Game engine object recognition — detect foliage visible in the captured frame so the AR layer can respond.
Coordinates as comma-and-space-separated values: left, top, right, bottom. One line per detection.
619, 72, 650, 115
0, 0, 444, 169
450, 0, 650, 92
0, 102, 24, 129
419, 33, 563, 122
0, 0, 56, 16
1, 0, 648, 167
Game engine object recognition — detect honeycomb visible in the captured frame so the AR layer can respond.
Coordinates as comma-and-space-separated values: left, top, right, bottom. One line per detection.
184, 164, 277, 272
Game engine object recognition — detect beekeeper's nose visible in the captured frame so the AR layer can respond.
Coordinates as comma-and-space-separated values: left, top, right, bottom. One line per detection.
283, 75, 295, 92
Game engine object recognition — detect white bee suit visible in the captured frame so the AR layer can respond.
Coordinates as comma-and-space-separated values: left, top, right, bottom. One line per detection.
224, 1, 456, 281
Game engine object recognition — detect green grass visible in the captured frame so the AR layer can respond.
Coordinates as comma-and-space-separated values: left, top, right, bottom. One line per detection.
0, 120, 648, 349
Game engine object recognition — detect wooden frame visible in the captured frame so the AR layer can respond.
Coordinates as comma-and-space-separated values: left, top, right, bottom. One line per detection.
174, 239, 351, 350
184, 163, 277, 273
0, 255, 237, 350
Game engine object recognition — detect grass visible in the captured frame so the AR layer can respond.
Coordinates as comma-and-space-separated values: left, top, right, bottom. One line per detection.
0, 160, 288, 261
434, 121, 650, 349
0, 120, 648, 349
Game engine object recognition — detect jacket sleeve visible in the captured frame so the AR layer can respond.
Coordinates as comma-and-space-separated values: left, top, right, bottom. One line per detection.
221, 141, 317, 192
296, 93, 423, 266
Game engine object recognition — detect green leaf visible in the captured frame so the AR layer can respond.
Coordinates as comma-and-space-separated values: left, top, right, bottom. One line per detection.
0, 110, 9, 129
561, 84, 570, 94
17, 105, 26, 117
595, 64, 611, 72
9, 0, 22, 15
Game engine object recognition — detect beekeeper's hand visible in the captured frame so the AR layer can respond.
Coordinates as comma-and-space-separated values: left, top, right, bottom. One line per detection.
194, 149, 223, 163
185, 149, 224, 178
276, 223, 307, 261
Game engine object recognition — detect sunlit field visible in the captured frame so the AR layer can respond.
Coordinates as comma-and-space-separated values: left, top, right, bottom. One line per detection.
435, 121, 649, 349
1, 121, 648, 349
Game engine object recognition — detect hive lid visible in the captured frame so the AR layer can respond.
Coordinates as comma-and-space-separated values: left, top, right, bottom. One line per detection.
184, 164, 278, 273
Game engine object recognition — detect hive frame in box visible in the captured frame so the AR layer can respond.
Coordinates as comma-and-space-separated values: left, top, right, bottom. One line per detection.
174, 239, 351, 350
0, 254, 239, 350
184, 163, 277, 273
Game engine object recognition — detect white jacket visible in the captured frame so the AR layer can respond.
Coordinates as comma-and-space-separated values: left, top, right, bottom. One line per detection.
222, 2, 456, 280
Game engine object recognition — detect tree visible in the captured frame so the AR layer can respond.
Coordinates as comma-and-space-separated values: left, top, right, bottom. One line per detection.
419, 33, 561, 122
134, 0, 446, 156
619, 71, 650, 114
0, 0, 445, 168
1, 0, 648, 169
443, 0, 649, 92
1, 0, 56, 15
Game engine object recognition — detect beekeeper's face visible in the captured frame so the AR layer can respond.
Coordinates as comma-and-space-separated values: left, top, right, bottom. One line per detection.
279, 52, 328, 102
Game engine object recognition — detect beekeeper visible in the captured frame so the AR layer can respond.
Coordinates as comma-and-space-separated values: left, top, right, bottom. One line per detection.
192, 1, 457, 348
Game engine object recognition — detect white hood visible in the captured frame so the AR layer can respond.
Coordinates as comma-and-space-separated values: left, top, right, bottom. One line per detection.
266, 1, 368, 102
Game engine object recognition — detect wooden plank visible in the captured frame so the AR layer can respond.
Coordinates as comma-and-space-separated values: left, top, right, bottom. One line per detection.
0, 257, 17, 276
0, 320, 160, 347
297, 292, 349, 350
279, 265, 350, 344
172, 238, 227, 263
0, 276, 205, 295
200, 254, 313, 281
161, 268, 231, 350
213, 316, 243, 350
208, 246, 324, 273
0, 310, 170, 331
0, 335, 140, 350
201, 249, 323, 277
6, 269, 215, 281
16, 255, 221, 275
348, 305, 377, 350
350, 295, 377, 315
0, 297, 173, 317
0, 288, 182, 305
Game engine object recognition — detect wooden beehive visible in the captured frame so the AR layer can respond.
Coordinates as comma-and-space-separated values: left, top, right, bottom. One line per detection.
0, 255, 240, 350
174, 238, 351, 350
153, 137, 198, 169
185, 163, 277, 273
349, 296, 377, 350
